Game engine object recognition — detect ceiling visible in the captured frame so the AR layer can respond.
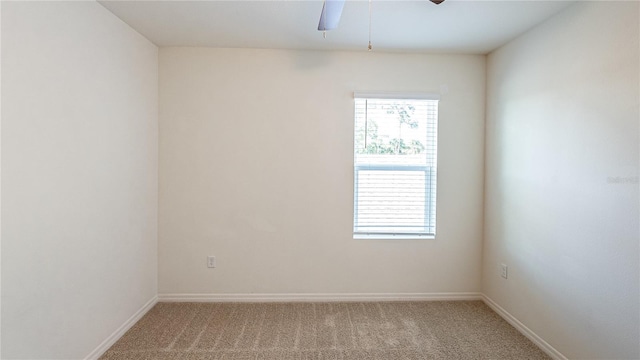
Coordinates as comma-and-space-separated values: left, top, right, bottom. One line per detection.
99, 0, 575, 54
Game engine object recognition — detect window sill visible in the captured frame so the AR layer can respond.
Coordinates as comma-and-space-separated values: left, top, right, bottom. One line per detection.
353, 234, 435, 240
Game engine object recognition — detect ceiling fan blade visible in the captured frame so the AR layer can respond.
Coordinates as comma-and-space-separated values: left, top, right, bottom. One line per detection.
318, 0, 346, 31
430, 0, 445, 4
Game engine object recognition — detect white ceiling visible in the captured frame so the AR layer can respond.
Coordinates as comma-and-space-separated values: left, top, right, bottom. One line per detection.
99, 0, 575, 54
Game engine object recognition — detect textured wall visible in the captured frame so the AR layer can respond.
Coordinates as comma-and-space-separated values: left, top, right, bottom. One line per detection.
2, 2, 158, 358
483, 2, 639, 358
158, 48, 485, 296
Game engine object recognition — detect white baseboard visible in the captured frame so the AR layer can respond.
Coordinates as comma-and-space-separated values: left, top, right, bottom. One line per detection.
157, 292, 483, 302
481, 294, 568, 360
84, 295, 158, 360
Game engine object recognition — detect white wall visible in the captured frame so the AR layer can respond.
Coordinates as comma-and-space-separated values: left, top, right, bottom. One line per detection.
483, 2, 639, 359
2, 2, 158, 359
159, 48, 485, 296
0, 2, 3, 356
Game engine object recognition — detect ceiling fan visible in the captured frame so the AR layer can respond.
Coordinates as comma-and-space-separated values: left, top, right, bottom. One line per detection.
318, 0, 445, 32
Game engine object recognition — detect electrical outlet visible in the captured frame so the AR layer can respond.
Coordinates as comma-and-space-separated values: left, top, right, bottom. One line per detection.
207, 256, 216, 268
501, 263, 508, 279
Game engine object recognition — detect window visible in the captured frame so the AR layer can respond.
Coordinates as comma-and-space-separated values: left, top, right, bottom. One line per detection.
353, 93, 439, 238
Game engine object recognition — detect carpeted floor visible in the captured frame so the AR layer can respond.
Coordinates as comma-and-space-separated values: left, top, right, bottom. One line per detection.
100, 301, 549, 360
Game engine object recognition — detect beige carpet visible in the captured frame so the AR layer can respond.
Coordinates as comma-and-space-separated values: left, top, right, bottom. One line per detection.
100, 301, 549, 360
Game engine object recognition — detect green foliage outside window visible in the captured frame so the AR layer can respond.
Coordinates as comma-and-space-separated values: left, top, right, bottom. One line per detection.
356, 103, 425, 155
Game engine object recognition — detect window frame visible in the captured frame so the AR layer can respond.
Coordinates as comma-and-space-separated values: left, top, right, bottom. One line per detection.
352, 93, 439, 240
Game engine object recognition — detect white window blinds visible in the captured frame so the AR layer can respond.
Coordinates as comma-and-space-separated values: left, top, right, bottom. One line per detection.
353, 95, 439, 237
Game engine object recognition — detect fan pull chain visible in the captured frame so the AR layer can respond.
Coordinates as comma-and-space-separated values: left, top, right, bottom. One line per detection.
368, 0, 372, 51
